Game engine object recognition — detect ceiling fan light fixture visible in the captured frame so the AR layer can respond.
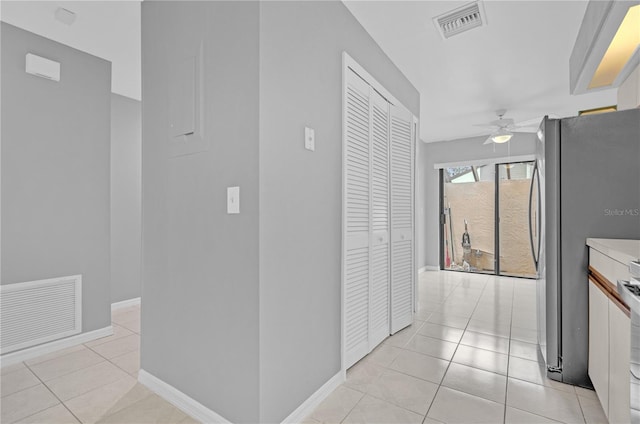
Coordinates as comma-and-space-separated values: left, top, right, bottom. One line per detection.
491, 128, 513, 144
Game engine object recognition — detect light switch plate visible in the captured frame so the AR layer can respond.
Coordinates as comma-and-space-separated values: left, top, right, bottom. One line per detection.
305, 126, 315, 151
227, 186, 239, 214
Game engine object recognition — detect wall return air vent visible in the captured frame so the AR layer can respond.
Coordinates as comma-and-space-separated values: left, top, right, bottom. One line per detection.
1, 275, 82, 354
433, 1, 487, 40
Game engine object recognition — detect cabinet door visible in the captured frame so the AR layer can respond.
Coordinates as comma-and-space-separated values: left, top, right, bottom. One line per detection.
609, 302, 631, 424
589, 280, 610, 418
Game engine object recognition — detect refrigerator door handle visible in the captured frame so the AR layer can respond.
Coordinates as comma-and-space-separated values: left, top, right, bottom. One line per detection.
529, 161, 540, 271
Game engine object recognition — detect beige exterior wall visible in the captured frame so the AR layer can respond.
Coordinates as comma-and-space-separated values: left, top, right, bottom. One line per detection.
444, 179, 535, 276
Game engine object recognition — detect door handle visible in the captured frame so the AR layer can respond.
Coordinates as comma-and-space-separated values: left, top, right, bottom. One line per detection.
528, 162, 540, 271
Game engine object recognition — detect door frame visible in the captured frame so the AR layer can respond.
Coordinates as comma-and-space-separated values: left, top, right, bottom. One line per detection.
437, 155, 537, 277
412, 115, 419, 315
341, 51, 415, 374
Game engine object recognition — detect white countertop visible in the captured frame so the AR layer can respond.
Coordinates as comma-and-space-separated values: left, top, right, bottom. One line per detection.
586, 238, 640, 266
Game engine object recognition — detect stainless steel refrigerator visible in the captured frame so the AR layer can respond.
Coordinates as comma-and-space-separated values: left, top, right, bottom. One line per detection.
534, 108, 640, 387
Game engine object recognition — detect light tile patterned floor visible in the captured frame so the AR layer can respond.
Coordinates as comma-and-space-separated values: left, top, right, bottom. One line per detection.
307, 271, 607, 424
2, 271, 608, 424
0, 304, 196, 424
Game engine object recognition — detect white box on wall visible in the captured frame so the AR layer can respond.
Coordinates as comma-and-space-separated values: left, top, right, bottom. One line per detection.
25, 53, 60, 82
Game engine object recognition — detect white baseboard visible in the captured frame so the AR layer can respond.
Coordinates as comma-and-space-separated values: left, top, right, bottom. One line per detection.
138, 368, 344, 424
138, 369, 231, 424
281, 370, 345, 424
418, 265, 439, 273
0, 326, 113, 367
111, 297, 141, 311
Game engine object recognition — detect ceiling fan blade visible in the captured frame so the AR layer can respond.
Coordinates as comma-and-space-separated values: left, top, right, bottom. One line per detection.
473, 123, 498, 129
512, 117, 544, 128
488, 118, 514, 127
512, 126, 538, 133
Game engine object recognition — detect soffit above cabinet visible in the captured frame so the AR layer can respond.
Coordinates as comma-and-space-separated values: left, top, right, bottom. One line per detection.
570, 0, 640, 95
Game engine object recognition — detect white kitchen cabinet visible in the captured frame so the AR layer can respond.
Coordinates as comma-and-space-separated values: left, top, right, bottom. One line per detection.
589, 277, 632, 423
588, 244, 632, 424
587, 239, 639, 424
589, 280, 610, 417
609, 301, 631, 424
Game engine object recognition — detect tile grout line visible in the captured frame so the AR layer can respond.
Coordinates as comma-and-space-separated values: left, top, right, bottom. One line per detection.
84, 336, 138, 364
576, 393, 589, 424
422, 274, 491, 423
436, 275, 513, 421
337, 389, 365, 424
22, 361, 84, 424
1, 312, 141, 424
354, 274, 465, 424
84, 340, 139, 379
16, 344, 87, 368
0, 367, 42, 399
20, 335, 130, 424
23, 346, 111, 388
351, 385, 431, 419
84, 314, 140, 371
76, 315, 143, 422
502, 277, 515, 424
327, 274, 562, 424
29, 328, 139, 423
431, 275, 593, 423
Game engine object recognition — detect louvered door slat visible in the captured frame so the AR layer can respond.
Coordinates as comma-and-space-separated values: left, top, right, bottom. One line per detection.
369, 91, 390, 349
344, 64, 413, 367
390, 104, 414, 334
344, 70, 371, 368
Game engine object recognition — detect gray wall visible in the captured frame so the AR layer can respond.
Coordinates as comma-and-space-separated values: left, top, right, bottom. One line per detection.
416, 139, 428, 271
421, 133, 536, 268
1, 23, 112, 333
111, 94, 141, 303
258, 2, 419, 421
142, 2, 418, 421
141, 2, 260, 422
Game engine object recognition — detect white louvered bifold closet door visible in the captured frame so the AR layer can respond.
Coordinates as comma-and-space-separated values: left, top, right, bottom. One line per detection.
369, 89, 390, 349
389, 103, 415, 334
344, 63, 414, 367
344, 69, 372, 368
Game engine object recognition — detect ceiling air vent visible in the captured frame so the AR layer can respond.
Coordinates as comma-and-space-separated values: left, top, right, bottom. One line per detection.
433, 1, 487, 40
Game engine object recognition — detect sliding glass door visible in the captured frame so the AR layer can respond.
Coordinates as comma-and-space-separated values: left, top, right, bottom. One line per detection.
440, 160, 537, 278
497, 162, 537, 278
441, 165, 495, 274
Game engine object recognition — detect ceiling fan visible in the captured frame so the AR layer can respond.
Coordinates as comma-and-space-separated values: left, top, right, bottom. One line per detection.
477, 109, 541, 144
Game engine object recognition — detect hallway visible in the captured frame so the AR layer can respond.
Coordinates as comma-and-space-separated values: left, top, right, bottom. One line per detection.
2, 271, 608, 423
307, 271, 606, 423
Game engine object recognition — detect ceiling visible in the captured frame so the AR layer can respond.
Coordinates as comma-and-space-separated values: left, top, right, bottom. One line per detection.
1, 1, 141, 100
344, 0, 619, 142
0, 1, 623, 141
